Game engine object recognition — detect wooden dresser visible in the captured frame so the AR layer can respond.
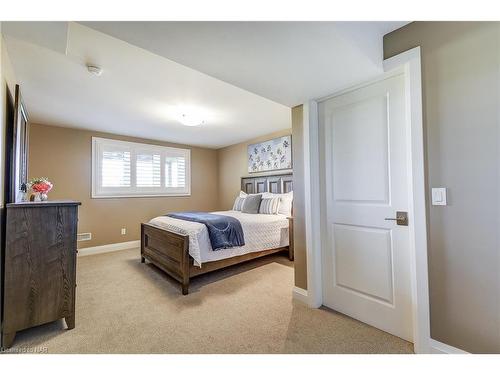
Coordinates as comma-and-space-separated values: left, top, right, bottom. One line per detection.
1, 200, 80, 348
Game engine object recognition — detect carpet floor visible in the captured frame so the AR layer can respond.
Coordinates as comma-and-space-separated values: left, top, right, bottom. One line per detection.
10, 248, 413, 354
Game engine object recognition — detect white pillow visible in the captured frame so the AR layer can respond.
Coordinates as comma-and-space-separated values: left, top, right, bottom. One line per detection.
262, 191, 293, 216
232, 191, 250, 211
233, 196, 246, 211
258, 197, 281, 215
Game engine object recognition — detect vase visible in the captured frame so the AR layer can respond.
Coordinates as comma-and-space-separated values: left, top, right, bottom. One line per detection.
40, 193, 48, 201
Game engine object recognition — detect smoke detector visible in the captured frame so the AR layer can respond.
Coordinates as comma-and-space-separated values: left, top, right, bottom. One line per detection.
86, 64, 103, 76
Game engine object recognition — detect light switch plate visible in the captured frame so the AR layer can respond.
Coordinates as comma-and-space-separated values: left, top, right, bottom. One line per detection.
432, 188, 447, 206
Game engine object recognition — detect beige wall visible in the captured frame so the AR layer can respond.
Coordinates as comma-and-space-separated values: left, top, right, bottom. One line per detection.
384, 22, 500, 353
217, 128, 292, 210
1, 26, 18, 311
217, 126, 306, 288
291, 105, 307, 289
28, 123, 220, 248
1, 28, 17, 207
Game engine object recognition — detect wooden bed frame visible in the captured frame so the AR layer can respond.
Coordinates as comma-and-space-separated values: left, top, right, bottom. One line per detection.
140, 173, 293, 295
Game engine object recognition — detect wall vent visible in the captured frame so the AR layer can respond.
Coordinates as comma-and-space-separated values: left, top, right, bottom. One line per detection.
77, 233, 92, 242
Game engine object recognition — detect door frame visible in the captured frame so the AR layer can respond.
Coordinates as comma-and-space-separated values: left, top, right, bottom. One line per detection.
302, 47, 431, 353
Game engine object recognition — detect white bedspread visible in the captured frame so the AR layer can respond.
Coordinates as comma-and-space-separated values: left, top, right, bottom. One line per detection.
148, 211, 289, 267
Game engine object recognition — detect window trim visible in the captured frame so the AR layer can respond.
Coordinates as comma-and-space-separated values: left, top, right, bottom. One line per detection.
91, 137, 191, 198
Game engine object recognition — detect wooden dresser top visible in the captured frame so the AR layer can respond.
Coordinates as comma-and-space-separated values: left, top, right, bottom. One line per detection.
6, 200, 81, 208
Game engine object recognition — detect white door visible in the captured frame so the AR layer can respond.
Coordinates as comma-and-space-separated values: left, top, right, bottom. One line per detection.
319, 73, 413, 342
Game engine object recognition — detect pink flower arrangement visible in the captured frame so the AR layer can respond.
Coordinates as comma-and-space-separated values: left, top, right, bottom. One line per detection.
29, 178, 53, 194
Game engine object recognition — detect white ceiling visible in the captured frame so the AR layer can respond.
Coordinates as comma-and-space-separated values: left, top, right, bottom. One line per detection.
3, 22, 291, 148
3, 21, 407, 148
82, 21, 408, 107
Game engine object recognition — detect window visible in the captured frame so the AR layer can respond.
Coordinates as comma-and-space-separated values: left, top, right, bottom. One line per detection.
101, 150, 131, 187
165, 156, 186, 188
136, 153, 161, 187
92, 137, 190, 198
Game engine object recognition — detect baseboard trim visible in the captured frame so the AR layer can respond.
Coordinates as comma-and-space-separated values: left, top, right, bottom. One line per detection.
429, 339, 469, 354
292, 286, 309, 305
78, 240, 140, 257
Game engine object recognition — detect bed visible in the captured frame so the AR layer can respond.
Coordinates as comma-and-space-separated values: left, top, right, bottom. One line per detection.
140, 173, 294, 295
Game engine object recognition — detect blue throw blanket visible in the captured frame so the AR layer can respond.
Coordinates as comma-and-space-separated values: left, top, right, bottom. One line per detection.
166, 212, 245, 251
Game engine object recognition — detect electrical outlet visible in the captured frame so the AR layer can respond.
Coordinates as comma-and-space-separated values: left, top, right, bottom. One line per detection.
121, 228, 126, 235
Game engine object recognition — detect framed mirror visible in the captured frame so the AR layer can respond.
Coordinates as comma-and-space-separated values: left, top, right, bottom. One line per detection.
7, 84, 29, 203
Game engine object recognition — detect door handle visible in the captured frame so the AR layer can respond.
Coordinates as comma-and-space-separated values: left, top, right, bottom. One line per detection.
385, 211, 408, 226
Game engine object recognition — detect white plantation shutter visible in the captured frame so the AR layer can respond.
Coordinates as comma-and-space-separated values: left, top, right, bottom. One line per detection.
92, 137, 190, 197
165, 156, 186, 188
101, 150, 131, 187
137, 153, 161, 187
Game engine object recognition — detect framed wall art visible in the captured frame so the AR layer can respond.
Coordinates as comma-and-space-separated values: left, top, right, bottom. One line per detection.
248, 135, 292, 173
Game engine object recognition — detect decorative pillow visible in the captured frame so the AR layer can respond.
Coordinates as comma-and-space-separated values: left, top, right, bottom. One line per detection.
262, 191, 293, 216
232, 196, 246, 211
241, 194, 262, 214
259, 197, 281, 215
239, 190, 248, 198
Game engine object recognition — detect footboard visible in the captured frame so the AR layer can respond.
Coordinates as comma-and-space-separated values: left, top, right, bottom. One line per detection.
141, 223, 190, 294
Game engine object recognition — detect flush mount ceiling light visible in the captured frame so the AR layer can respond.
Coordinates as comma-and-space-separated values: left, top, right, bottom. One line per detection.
86, 64, 103, 76
179, 113, 205, 127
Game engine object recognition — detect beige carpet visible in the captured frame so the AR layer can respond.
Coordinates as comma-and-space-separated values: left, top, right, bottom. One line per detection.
10, 248, 413, 354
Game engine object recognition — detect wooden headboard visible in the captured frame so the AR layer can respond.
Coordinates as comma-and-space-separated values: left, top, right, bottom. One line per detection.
241, 173, 293, 194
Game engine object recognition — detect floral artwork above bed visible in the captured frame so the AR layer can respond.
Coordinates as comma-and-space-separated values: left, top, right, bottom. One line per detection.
248, 135, 292, 173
